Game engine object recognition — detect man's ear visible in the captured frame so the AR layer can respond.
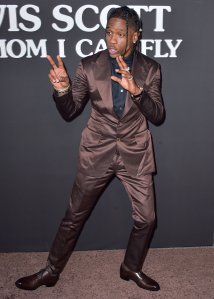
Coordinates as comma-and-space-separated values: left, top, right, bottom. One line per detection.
133, 32, 139, 43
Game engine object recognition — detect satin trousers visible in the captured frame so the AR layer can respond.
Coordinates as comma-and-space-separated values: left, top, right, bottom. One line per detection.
47, 151, 156, 274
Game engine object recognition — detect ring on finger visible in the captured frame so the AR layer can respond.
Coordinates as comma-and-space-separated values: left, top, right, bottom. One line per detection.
122, 67, 130, 72
128, 75, 134, 80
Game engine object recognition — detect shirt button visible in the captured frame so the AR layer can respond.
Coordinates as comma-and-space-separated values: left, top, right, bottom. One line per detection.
120, 89, 123, 93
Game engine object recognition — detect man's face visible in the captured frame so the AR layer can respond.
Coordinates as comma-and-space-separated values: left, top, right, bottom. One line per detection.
105, 17, 138, 58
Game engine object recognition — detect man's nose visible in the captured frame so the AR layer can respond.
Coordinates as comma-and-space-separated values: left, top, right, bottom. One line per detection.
109, 34, 117, 44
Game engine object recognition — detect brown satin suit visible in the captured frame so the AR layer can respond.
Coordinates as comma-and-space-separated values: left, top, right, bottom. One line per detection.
47, 49, 164, 274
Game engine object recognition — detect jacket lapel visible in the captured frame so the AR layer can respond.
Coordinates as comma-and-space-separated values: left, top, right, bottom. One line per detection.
122, 51, 150, 119
122, 52, 141, 118
93, 50, 115, 115
131, 51, 147, 89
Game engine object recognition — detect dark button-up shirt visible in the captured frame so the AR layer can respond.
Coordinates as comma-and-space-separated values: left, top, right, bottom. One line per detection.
110, 53, 134, 118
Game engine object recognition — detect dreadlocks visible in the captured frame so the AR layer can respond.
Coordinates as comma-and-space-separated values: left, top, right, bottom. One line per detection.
107, 6, 142, 56
107, 6, 142, 33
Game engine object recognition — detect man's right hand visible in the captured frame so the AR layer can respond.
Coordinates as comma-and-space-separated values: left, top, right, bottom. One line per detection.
47, 55, 70, 90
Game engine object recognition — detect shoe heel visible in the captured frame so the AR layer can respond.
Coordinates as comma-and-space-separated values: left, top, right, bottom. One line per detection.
120, 274, 130, 281
45, 281, 57, 288
45, 284, 55, 288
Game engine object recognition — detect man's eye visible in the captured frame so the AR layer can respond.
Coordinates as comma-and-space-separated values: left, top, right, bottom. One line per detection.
119, 33, 125, 38
106, 31, 111, 36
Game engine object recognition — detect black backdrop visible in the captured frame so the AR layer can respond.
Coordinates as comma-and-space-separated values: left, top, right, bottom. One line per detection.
0, 0, 213, 252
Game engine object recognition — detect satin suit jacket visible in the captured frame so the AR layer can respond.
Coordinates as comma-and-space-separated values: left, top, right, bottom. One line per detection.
54, 49, 164, 177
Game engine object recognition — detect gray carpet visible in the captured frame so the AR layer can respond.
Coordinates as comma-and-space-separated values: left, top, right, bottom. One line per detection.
0, 247, 213, 299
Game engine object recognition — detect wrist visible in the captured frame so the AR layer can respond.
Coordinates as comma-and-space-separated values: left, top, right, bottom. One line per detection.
54, 84, 71, 96
131, 85, 144, 97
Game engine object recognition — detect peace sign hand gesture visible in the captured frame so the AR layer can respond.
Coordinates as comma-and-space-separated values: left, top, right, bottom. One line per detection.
47, 55, 70, 91
111, 55, 143, 96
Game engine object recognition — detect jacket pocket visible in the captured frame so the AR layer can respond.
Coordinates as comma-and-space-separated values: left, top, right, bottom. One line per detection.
81, 127, 102, 148
134, 129, 150, 150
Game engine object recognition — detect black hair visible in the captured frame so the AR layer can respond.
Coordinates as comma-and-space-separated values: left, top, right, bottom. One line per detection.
107, 6, 142, 33
107, 6, 142, 54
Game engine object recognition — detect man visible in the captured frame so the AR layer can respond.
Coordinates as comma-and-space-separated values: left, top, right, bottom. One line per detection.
15, 6, 164, 292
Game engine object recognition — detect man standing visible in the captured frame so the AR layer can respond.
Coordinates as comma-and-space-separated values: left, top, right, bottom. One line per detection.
15, 6, 164, 292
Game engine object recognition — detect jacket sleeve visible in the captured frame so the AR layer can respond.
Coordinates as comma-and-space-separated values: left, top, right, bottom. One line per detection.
131, 64, 165, 125
53, 62, 89, 122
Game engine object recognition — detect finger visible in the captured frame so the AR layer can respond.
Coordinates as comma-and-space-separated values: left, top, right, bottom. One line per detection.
50, 69, 59, 83
116, 56, 124, 69
111, 75, 122, 84
115, 69, 130, 78
47, 54, 58, 70
58, 71, 68, 82
117, 55, 128, 70
48, 73, 57, 84
57, 55, 64, 69
127, 75, 134, 81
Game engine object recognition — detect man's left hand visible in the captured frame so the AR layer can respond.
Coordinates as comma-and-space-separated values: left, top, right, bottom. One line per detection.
111, 55, 143, 96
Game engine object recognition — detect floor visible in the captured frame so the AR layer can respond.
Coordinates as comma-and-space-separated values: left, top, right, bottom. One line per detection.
0, 247, 213, 299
